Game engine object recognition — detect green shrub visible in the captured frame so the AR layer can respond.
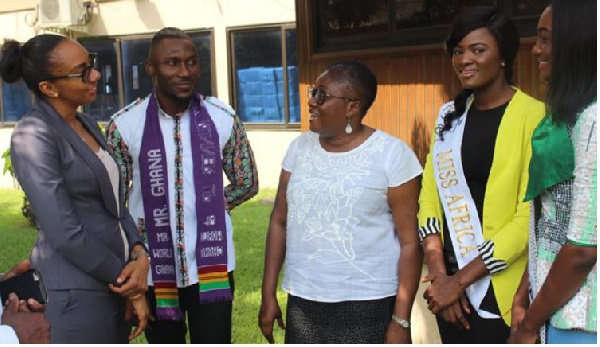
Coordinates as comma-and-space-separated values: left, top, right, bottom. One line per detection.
2, 147, 36, 227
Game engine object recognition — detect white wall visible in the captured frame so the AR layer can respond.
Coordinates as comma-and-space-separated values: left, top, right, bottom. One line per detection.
0, 0, 300, 189
246, 131, 298, 190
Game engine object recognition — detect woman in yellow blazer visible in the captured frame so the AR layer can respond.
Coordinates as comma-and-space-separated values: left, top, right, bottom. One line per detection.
417, 6, 545, 343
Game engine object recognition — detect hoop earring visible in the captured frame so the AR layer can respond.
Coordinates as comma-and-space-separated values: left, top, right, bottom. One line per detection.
345, 118, 353, 134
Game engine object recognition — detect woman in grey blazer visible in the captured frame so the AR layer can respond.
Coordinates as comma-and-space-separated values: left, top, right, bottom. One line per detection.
1, 35, 149, 343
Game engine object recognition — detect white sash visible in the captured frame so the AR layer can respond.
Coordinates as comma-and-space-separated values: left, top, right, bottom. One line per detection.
432, 98, 499, 319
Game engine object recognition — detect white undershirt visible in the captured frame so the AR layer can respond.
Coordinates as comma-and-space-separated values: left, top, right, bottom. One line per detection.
96, 147, 129, 261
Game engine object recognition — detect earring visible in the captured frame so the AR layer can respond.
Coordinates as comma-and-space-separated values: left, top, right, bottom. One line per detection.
501, 62, 506, 67
345, 118, 353, 134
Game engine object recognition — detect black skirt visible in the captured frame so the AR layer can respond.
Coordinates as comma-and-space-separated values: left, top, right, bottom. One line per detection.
285, 294, 396, 344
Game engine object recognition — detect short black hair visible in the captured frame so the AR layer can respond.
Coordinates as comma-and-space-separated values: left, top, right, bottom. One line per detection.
446, 5, 519, 84
547, 0, 596, 124
149, 27, 192, 61
0, 34, 67, 97
325, 61, 377, 118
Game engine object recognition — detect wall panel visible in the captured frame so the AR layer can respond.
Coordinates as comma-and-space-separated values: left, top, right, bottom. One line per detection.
296, 0, 544, 164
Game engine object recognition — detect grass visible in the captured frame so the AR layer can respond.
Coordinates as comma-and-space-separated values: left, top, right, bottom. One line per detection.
0, 188, 285, 344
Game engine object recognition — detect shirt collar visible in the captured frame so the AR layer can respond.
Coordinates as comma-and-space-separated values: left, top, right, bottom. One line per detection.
155, 96, 189, 120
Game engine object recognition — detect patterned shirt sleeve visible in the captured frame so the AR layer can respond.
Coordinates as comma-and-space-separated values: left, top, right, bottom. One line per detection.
106, 119, 133, 206
222, 115, 259, 210
418, 217, 441, 242
478, 239, 508, 274
566, 103, 597, 246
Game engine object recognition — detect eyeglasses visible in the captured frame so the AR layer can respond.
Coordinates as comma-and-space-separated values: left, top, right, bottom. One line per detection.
46, 54, 98, 84
307, 85, 359, 106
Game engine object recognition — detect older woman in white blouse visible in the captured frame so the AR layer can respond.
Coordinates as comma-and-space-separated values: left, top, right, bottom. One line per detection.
259, 61, 423, 344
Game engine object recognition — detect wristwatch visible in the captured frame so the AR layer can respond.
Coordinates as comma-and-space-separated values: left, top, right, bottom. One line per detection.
391, 314, 411, 329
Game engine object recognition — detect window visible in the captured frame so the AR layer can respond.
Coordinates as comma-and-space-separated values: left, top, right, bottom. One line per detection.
230, 25, 299, 125
80, 39, 120, 122
1, 79, 33, 123
80, 30, 214, 122
0, 49, 34, 124
121, 38, 154, 105
311, 0, 548, 54
190, 32, 214, 97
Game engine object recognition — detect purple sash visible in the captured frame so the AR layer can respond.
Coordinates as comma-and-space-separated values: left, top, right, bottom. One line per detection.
139, 91, 231, 320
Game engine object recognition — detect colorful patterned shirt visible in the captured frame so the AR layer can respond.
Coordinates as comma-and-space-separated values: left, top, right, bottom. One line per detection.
533, 101, 597, 332
106, 95, 258, 287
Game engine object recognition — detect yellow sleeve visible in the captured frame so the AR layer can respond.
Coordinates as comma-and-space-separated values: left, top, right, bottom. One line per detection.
486, 101, 545, 268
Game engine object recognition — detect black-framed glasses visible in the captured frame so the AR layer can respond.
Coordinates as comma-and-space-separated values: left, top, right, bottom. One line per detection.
307, 85, 359, 105
46, 54, 98, 84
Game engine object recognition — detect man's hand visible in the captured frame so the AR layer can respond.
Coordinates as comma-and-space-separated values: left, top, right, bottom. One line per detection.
1, 259, 32, 282
2, 293, 50, 343
1, 259, 46, 312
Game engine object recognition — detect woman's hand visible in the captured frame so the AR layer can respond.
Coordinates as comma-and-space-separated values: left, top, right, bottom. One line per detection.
109, 246, 150, 298
422, 273, 464, 314
510, 268, 530, 336
384, 322, 411, 344
507, 321, 538, 344
510, 296, 528, 336
126, 295, 150, 340
438, 295, 471, 330
258, 296, 285, 344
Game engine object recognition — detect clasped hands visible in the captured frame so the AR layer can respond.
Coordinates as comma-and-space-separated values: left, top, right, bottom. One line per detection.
109, 246, 151, 340
422, 272, 471, 330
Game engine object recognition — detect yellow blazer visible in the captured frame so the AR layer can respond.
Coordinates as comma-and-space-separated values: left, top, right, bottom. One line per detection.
418, 88, 545, 326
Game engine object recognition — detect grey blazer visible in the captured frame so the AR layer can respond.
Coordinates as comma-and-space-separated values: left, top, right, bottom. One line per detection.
10, 99, 142, 292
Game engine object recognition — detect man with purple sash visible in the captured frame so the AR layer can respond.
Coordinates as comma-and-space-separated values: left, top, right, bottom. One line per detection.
106, 27, 258, 344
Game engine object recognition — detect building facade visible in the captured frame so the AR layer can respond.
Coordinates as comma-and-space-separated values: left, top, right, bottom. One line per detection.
0, 0, 300, 189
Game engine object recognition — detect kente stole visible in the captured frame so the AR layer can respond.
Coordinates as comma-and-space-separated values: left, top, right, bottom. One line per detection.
139, 91, 232, 320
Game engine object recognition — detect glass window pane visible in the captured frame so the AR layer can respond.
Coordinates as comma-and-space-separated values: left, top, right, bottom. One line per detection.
395, 0, 496, 30
189, 32, 213, 97
80, 40, 120, 121
286, 29, 300, 123
233, 29, 284, 123
2, 79, 32, 122
319, 0, 389, 39
510, 0, 548, 17
122, 38, 153, 105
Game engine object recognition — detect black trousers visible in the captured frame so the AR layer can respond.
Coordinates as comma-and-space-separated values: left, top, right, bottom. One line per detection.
145, 272, 234, 344
435, 303, 510, 344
